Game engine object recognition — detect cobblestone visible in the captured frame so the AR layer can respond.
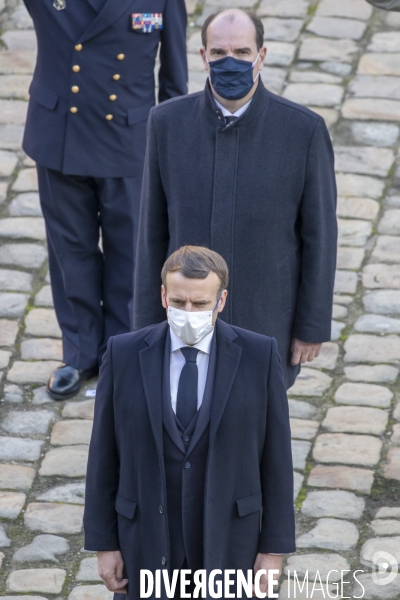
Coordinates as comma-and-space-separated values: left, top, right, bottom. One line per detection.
313, 433, 382, 466
296, 518, 359, 551
13, 534, 70, 563
24, 503, 84, 534
334, 382, 393, 408
39, 445, 89, 477
301, 490, 364, 519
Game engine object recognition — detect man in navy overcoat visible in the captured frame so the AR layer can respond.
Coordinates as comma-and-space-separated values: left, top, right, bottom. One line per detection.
22, 0, 188, 399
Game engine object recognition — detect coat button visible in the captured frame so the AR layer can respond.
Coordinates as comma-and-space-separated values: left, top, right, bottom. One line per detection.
161, 556, 167, 566
72, 65, 80, 72
70, 107, 78, 113
183, 435, 190, 442
105, 114, 113, 121
117, 53, 125, 60
109, 94, 117, 101
184, 461, 191, 469
113, 74, 121, 81
159, 505, 164, 514
71, 86, 79, 93
75, 44, 83, 51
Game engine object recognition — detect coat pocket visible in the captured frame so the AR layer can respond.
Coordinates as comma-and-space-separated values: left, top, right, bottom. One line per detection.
29, 81, 59, 111
126, 103, 153, 126
115, 494, 137, 520
278, 256, 292, 315
236, 492, 262, 517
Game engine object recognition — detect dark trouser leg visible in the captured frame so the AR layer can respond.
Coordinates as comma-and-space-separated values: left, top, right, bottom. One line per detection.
36, 165, 103, 370
96, 175, 142, 363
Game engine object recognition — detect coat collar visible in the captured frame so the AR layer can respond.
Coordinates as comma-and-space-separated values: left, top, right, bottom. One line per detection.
201, 77, 270, 129
78, 0, 133, 44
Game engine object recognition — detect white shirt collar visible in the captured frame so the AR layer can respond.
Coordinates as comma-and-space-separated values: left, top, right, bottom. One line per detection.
213, 97, 252, 118
169, 325, 214, 355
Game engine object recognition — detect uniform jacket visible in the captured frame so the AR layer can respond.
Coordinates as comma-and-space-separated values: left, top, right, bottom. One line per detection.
83, 319, 296, 600
133, 80, 338, 389
22, 0, 188, 177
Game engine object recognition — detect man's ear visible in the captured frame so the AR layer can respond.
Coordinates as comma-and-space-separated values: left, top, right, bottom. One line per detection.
161, 285, 167, 309
217, 289, 228, 313
200, 48, 209, 72
259, 47, 267, 70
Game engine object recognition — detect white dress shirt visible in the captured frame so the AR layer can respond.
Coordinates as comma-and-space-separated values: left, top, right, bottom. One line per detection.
213, 97, 252, 118
169, 327, 214, 414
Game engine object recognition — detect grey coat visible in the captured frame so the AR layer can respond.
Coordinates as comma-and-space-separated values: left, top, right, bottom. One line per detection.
133, 80, 337, 389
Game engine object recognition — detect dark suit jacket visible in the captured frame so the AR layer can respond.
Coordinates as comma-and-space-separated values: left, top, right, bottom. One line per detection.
133, 79, 337, 389
84, 319, 295, 600
22, 0, 187, 177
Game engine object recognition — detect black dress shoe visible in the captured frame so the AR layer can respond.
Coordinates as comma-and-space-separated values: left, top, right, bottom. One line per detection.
47, 364, 99, 401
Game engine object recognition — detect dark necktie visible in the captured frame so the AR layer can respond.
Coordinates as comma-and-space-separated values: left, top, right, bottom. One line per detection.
225, 115, 238, 126
176, 347, 199, 429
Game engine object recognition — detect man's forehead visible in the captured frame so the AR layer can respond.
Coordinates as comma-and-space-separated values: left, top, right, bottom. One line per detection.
207, 14, 257, 46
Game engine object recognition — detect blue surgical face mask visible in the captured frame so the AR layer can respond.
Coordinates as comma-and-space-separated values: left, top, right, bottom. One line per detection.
207, 54, 259, 101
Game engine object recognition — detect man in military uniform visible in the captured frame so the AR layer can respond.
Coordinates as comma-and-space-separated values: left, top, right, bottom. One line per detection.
22, 0, 188, 400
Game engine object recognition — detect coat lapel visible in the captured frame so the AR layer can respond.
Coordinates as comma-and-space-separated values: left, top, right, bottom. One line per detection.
78, 0, 133, 44
162, 332, 186, 454
139, 322, 169, 457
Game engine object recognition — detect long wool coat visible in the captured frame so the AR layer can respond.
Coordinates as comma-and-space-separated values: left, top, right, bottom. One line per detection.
133, 80, 337, 388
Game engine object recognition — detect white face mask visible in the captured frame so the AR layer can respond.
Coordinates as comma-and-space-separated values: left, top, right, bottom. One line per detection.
167, 297, 220, 346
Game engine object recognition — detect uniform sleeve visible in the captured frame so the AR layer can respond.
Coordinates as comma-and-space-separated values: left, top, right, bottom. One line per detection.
133, 112, 169, 330
366, 0, 400, 10
158, 0, 188, 102
259, 338, 296, 554
292, 117, 337, 343
83, 339, 120, 551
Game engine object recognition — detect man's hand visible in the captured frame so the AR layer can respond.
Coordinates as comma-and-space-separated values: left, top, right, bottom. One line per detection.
291, 338, 322, 365
252, 553, 282, 597
98, 550, 128, 594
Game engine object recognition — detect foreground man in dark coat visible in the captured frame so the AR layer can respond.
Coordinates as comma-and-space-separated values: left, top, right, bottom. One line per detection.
22, 0, 188, 400
133, 9, 337, 389
84, 246, 295, 599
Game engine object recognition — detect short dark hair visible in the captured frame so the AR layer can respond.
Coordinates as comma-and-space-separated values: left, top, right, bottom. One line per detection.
161, 246, 229, 293
201, 10, 264, 51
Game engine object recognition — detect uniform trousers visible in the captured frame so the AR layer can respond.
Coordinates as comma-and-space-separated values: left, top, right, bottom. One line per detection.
36, 165, 141, 370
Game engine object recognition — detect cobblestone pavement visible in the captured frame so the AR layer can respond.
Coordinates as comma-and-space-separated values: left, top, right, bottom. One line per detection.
0, 0, 400, 598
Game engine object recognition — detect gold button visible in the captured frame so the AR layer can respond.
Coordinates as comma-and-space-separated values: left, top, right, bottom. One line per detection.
71, 85, 80, 93
109, 94, 117, 101
72, 65, 80, 73
70, 106, 78, 113
75, 43, 83, 51
113, 74, 121, 81
117, 53, 125, 60
105, 114, 113, 120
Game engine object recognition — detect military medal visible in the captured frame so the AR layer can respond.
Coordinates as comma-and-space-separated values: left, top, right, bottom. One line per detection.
53, 0, 66, 10
131, 13, 163, 33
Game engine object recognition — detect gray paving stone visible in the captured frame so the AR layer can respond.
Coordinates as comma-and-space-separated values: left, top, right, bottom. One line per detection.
290, 418, 319, 440
384, 448, 400, 480
353, 572, 400, 600
0, 464, 36, 490
334, 382, 393, 408
338, 197, 380, 223
321, 61, 352, 76
0, 525, 11, 547
34, 285, 53, 307
361, 537, 400, 568
0, 50, 37, 74
0, 491, 25, 518
37, 483, 85, 505
391, 423, 400, 443
9, 2, 34, 28
24, 309, 61, 338
388, 195, 400, 208
6, 568, 66, 594
289, 71, 341, 84
363, 264, 400, 289
0, 243, 47, 269
2, 30, 37, 50
316, 0, 372, 19
0, 75, 30, 100
21, 338, 62, 361
283, 83, 343, 107
0, 349, 11, 369
0, 436, 43, 461
13, 534, 69, 563
289, 399, 317, 420
351, 122, 399, 147
306, 106, 338, 128
376, 507, 400, 519
345, 334, 400, 363
0, 292, 28, 317
364, 290, 400, 314
32, 386, 53, 405
299, 38, 358, 63
260, 67, 286, 94
291, 440, 311, 470
0, 268, 32, 293
379, 210, 400, 235
392, 402, 400, 421
62, 399, 95, 420
323, 406, 388, 435
1, 409, 54, 435
313, 433, 382, 466
24, 502, 84, 534
344, 364, 399, 383
338, 218, 372, 246
334, 270, 357, 294
12, 168, 38, 192
39, 445, 89, 477
333, 294, 353, 305
51, 420, 93, 446
258, 0, 309, 18
68, 585, 113, 600
337, 247, 365, 269
349, 75, 400, 100
0, 123, 24, 150
3, 383, 24, 403
284, 553, 350, 581
336, 173, 384, 199
343, 98, 400, 122
359, 53, 400, 76
386, 11, 400, 26
279, 580, 337, 600
0, 217, 45, 240
0, 99, 28, 125
76, 557, 102, 582
301, 490, 365, 519
288, 368, 332, 397
261, 18, 303, 42
307, 17, 366, 40
0, 181, 7, 202
307, 465, 374, 494
331, 320, 345, 340
7, 360, 61, 384
293, 471, 303, 501
355, 314, 400, 334
334, 146, 394, 177
264, 42, 295, 66
371, 519, 400, 536
296, 518, 359, 551
0, 149, 18, 176
8, 192, 41, 217
333, 302, 348, 317
369, 32, 400, 53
